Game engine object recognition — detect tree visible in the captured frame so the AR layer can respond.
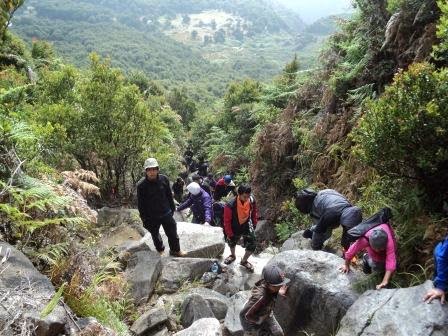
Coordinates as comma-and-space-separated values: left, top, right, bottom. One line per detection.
191, 30, 198, 40
210, 19, 217, 30
282, 54, 299, 85
182, 14, 191, 25
214, 29, 226, 43
0, 0, 25, 41
167, 87, 197, 128
353, 63, 448, 209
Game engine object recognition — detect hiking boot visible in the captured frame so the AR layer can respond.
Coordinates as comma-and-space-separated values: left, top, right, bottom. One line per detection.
170, 250, 187, 257
362, 253, 372, 274
302, 229, 313, 239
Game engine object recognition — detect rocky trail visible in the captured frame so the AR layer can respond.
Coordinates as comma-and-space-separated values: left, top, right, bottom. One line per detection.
1, 207, 447, 336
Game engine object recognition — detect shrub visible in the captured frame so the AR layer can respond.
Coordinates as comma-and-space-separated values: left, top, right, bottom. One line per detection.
353, 62, 448, 209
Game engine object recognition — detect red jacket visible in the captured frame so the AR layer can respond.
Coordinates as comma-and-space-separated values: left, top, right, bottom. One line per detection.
224, 196, 258, 238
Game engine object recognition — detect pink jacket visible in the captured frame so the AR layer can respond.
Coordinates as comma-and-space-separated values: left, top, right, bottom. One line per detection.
345, 223, 397, 272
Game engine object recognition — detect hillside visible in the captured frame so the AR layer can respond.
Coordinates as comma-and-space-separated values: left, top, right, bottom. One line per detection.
11, 0, 331, 100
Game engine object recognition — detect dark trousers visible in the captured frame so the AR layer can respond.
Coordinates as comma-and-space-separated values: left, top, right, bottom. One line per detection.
145, 214, 180, 253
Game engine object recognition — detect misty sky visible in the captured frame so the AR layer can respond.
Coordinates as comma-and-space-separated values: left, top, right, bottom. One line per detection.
276, 0, 354, 23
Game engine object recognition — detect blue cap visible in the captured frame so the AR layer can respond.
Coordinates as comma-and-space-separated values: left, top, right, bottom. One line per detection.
224, 175, 232, 184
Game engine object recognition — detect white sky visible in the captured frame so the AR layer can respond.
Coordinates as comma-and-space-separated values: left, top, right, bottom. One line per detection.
276, 0, 354, 23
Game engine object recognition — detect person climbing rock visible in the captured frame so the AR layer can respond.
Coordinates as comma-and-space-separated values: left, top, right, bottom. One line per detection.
204, 173, 217, 194
137, 158, 186, 257
176, 182, 213, 225
223, 184, 257, 271
240, 264, 289, 336
424, 235, 447, 304
172, 177, 185, 203
214, 174, 236, 201
191, 173, 212, 196
340, 224, 397, 290
197, 157, 209, 177
294, 188, 362, 251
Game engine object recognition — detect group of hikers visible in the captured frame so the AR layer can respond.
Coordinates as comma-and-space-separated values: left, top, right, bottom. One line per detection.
136, 157, 447, 336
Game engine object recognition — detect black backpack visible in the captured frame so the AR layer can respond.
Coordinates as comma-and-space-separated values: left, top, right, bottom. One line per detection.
346, 207, 393, 243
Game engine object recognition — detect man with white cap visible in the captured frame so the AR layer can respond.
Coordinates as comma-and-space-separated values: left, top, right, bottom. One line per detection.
137, 158, 186, 257
176, 182, 213, 225
240, 264, 290, 336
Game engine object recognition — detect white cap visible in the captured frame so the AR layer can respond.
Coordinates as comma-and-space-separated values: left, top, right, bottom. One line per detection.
144, 158, 159, 170
187, 182, 201, 196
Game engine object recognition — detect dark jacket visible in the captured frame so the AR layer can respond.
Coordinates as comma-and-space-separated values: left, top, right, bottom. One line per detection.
434, 236, 448, 292
223, 196, 257, 237
240, 279, 277, 324
137, 174, 175, 222
177, 189, 213, 223
172, 181, 184, 195
311, 189, 361, 233
214, 178, 235, 201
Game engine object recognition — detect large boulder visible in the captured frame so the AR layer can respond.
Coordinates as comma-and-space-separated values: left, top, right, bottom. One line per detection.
0, 242, 70, 336
97, 207, 141, 228
130, 307, 168, 336
174, 318, 222, 336
254, 219, 276, 245
336, 280, 448, 336
269, 250, 365, 336
124, 246, 162, 305
188, 288, 230, 320
161, 222, 225, 258
181, 294, 214, 327
223, 291, 250, 336
159, 258, 214, 293
213, 244, 275, 297
280, 230, 312, 252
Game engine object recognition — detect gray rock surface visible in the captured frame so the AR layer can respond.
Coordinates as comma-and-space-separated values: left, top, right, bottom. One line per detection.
161, 222, 225, 258
130, 307, 168, 336
336, 280, 448, 336
223, 291, 250, 336
0, 242, 69, 336
160, 258, 214, 293
97, 207, 141, 227
254, 219, 276, 244
189, 288, 230, 320
125, 248, 162, 305
269, 250, 364, 336
174, 318, 222, 336
280, 230, 312, 252
181, 294, 214, 327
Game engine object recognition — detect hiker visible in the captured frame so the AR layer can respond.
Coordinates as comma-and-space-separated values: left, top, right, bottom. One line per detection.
137, 158, 186, 257
424, 235, 447, 304
176, 182, 213, 225
172, 177, 185, 203
294, 188, 362, 251
240, 264, 289, 336
223, 184, 257, 271
192, 173, 212, 196
204, 173, 217, 194
197, 157, 209, 177
214, 174, 236, 201
340, 223, 397, 290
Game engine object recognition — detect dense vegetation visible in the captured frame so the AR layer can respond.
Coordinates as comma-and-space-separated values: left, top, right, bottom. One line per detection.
193, 0, 448, 284
2, 0, 448, 333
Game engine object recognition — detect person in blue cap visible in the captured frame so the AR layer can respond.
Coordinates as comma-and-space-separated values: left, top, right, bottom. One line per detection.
424, 235, 448, 304
214, 174, 236, 201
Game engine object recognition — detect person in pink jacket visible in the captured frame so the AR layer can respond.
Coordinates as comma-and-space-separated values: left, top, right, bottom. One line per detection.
340, 223, 397, 290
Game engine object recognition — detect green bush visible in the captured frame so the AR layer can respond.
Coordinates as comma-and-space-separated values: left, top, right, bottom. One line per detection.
353, 62, 448, 209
